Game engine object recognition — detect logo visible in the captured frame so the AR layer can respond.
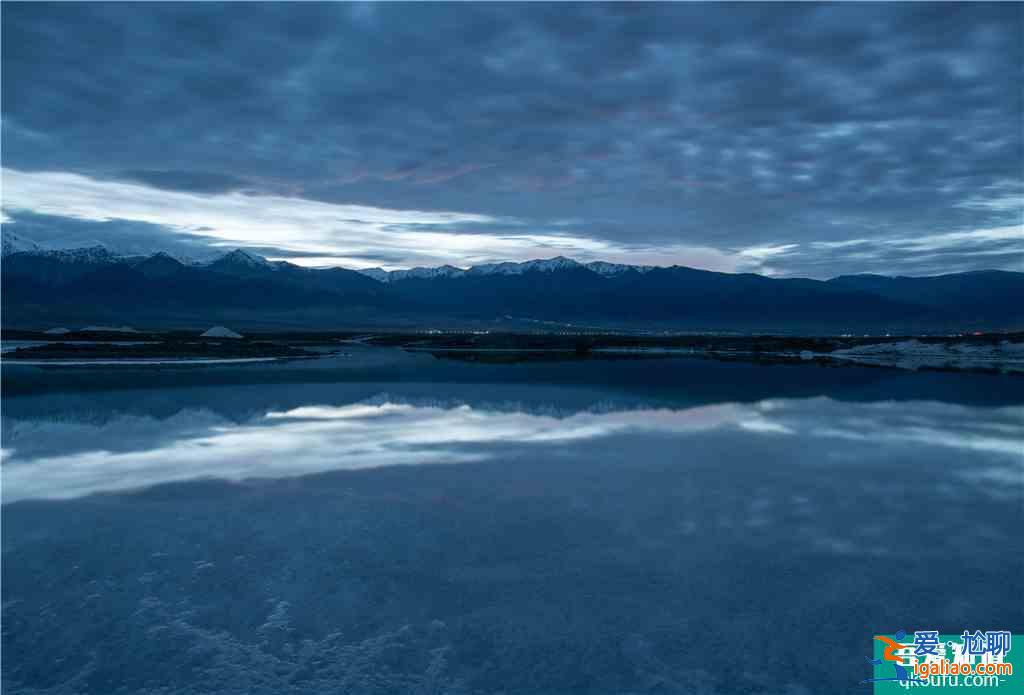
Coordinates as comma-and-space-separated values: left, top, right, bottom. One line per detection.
865, 630, 1021, 692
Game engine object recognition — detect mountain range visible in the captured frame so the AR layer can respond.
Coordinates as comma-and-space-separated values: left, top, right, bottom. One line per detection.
3, 238, 1022, 332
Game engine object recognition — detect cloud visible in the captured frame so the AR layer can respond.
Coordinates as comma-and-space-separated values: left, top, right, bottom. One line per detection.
115, 169, 254, 194
1, 3, 1021, 276
1, 168, 756, 271
789, 225, 1024, 276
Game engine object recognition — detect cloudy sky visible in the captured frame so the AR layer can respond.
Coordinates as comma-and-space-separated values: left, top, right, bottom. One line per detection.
2, 2, 1021, 276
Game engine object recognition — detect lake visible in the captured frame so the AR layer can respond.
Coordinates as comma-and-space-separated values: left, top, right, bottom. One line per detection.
2, 349, 1022, 694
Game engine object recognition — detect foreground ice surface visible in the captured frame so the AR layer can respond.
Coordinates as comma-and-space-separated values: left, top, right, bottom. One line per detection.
2, 358, 1022, 694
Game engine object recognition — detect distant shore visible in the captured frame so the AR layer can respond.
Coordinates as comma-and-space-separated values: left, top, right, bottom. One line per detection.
2, 328, 1022, 374
2, 335, 317, 362
359, 330, 1024, 373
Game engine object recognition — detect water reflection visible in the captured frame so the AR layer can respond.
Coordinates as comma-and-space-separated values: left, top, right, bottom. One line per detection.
4, 383, 1021, 503
2, 367, 1023, 694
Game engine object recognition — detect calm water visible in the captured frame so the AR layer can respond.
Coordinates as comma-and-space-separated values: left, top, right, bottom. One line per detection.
2, 351, 1022, 694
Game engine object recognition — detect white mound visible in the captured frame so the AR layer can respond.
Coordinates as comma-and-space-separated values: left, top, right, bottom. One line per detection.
44, 327, 71, 335
201, 326, 243, 339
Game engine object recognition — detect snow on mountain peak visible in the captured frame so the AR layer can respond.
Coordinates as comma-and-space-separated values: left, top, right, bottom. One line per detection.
585, 261, 655, 276
356, 267, 391, 282
521, 256, 583, 272
1, 236, 203, 267
468, 256, 584, 276
4, 241, 660, 280
1, 232, 41, 256
359, 256, 657, 281
1, 232, 121, 264
392, 264, 466, 281
358, 264, 466, 282
32, 245, 118, 264
220, 248, 274, 267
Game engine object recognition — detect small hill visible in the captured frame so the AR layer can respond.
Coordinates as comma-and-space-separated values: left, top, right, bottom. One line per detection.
201, 326, 243, 339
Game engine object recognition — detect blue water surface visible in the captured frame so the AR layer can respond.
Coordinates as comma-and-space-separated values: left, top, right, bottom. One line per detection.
3, 351, 1022, 694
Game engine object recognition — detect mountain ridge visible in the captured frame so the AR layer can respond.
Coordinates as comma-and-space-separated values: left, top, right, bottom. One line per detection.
5, 238, 1015, 284
3, 237, 1022, 331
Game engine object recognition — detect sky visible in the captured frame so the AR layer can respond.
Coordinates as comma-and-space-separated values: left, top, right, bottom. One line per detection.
1, 2, 1021, 277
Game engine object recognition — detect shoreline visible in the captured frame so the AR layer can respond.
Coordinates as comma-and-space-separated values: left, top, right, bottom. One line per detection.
3, 331, 1022, 374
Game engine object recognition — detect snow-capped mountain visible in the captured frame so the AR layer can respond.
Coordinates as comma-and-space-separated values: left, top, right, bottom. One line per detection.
358, 265, 467, 282
466, 256, 585, 276
360, 257, 609, 281
392, 264, 466, 281
2, 237, 308, 277
124, 250, 209, 266
1, 232, 41, 257
356, 267, 392, 282
585, 261, 655, 276
48, 245, 119, 264
1, 232, 193, 265
2, 234, 657, 279
358, 257, 657, 281
129, 251, 192, 278
3, 233, 1021, 331
205, 248, 280, 271
2, 241, 118, 264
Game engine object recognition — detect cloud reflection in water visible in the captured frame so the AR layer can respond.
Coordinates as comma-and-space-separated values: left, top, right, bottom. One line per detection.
3, 389, 1021, 503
